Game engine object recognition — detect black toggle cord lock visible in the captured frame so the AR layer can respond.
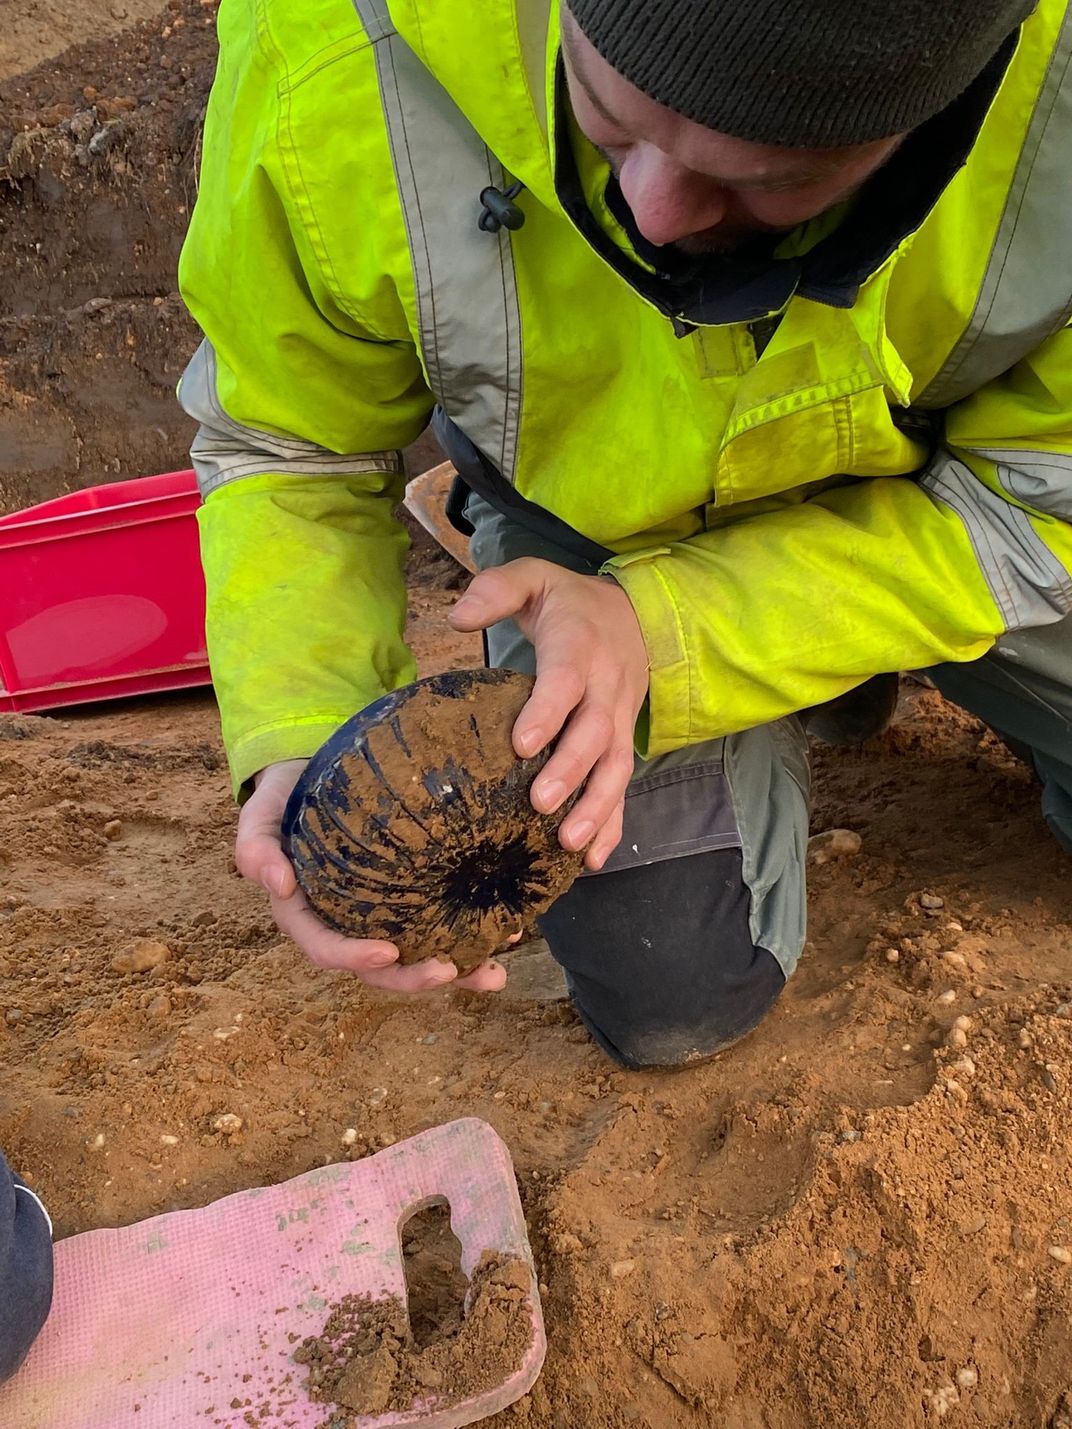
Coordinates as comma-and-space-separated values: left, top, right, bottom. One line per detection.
477, 181, 526, 233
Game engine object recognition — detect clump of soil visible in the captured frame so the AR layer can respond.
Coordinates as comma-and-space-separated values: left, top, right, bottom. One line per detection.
295, 1252, 535, 1421
285, 670, 585, 971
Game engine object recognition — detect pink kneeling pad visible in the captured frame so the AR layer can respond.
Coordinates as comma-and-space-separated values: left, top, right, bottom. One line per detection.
0, 1118, 545, 1428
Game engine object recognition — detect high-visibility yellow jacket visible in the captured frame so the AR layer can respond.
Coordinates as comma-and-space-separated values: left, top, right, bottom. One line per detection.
179, 0, 1072, 794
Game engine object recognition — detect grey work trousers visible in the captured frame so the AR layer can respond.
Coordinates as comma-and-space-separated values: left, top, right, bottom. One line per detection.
925, 620, 1072, 853
466, 493, 1072, 1067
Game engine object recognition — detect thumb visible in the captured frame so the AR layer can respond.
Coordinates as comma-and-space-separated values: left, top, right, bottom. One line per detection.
449, 560, 544, 632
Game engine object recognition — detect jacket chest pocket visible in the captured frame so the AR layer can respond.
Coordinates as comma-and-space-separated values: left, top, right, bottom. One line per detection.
713, 377, 928, 509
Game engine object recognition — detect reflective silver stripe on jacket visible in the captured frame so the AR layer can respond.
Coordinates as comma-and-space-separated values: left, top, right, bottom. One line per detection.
918, 5, 1072, 410
351, 0, 523, 483
914, 2, 1072, 635
179, 340, 402, 498
973, 445, 1072, 522
921, 450, 1072, 628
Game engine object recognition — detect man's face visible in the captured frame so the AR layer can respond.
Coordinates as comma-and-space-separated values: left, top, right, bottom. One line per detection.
561, 10, 905, 256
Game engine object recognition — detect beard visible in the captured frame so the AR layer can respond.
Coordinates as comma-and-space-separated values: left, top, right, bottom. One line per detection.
670, 223, 790, 258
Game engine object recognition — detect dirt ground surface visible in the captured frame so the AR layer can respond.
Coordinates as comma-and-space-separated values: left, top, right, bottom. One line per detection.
2, 5, 1072, 1428
0, 0, 169, 84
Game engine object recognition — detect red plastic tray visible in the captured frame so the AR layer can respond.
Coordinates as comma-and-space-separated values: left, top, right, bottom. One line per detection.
0, 469, 210, 713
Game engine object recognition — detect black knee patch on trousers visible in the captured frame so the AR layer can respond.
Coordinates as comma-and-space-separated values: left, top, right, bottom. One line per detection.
538, 846, 785, 1069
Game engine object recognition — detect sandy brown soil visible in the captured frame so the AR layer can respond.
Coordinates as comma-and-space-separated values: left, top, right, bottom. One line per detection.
0, 0, 218, 513
2, 5, 1072, 1428
0, 0, 444, 516
0, 0, 168, 83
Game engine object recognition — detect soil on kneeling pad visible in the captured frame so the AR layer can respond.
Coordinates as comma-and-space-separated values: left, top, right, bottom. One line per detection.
287, 671, 585, 972
295, 1252, 535, 1421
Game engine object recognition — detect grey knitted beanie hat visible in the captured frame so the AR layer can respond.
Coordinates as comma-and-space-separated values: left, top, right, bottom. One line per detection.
567, 0, 1036, 148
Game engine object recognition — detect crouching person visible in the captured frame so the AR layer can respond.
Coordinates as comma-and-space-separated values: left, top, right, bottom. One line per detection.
0, 1149, 53, 1383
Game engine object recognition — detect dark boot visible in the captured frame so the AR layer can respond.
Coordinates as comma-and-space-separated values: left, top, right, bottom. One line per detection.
804, 673, 900, 746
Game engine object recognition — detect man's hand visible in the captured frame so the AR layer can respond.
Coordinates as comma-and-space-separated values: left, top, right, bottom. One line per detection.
449, 558, 649, 872
236, 759, 508, 991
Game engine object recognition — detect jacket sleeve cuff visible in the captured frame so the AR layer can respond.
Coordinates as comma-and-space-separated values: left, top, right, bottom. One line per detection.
602, 550, 692, 758
227, 714, 358, 801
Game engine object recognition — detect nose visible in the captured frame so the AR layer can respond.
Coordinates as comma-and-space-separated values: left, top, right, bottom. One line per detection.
616, 145, 729, 247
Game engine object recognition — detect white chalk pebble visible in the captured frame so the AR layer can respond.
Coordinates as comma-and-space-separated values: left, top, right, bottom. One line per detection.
159, 1134, 180, 1147
926, 1385, 960, 1417
937, 989, 957, 1005
956, 1367, 978, 1390
885, 948, 900, 964
1048, 1245, 1072, 1265
213, 1113, 244, 1136
953, 1015, 973, 1032
1018, 1028, 1033, 1050
948, 1027, 968, 1050
341, 1128, 359, 1147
